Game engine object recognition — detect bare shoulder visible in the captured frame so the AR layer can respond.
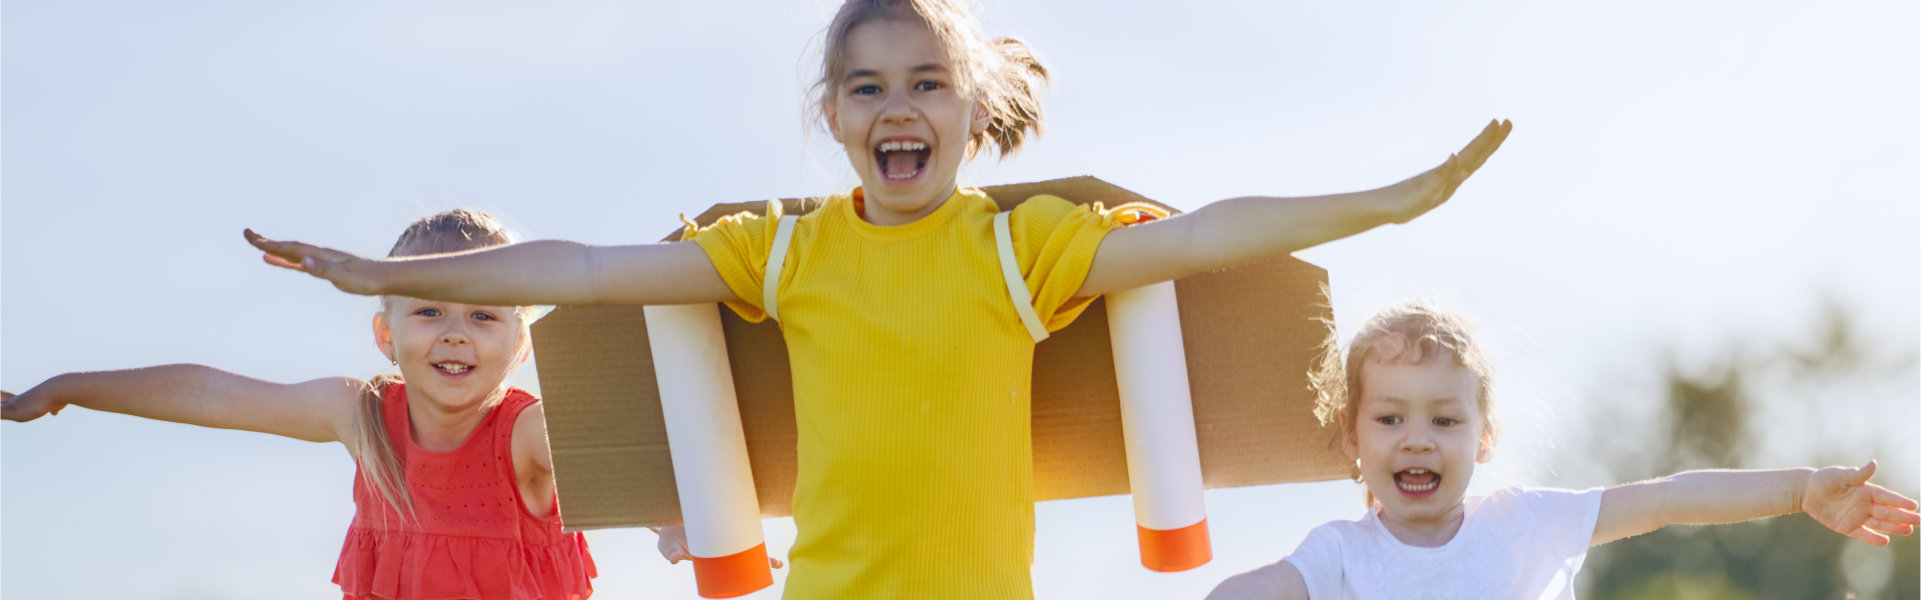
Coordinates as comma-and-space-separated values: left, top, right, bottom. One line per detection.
1207, 561, 1309, 600
510, 400, 554, 473
268, 375, 371, 445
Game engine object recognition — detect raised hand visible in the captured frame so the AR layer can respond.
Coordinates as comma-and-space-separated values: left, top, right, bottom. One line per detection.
1802, 461, 1921, 545
2, 386, 68, 422
1387, 118, 1513, 223
244, 229, 386, 296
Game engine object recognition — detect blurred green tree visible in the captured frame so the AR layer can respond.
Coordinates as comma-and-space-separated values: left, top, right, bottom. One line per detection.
1578, 303, 1918, 600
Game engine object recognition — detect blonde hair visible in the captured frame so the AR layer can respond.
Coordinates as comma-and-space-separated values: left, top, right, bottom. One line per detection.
354, 209, 527, 520
1309, 302, 1499, 505
810, 0, 1050, 159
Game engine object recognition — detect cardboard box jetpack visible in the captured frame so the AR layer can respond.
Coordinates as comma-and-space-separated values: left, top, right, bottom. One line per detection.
531, 176, 1350, 531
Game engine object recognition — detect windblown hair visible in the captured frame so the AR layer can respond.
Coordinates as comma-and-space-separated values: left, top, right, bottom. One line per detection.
810, 0, 1050, 159
354, 209, 526, 521
1308, 301, 1499, 504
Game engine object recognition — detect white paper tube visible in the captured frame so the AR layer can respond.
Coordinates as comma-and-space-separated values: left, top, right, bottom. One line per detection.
1107, 280, 1211, 571
643, 303, 771, 597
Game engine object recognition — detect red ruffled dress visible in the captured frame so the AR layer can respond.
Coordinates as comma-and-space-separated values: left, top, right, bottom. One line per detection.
335, 384, 597, 600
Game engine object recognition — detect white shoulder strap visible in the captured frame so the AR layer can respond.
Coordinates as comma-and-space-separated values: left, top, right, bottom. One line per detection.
994, 211, 1050, 343
763, 215, 799, 322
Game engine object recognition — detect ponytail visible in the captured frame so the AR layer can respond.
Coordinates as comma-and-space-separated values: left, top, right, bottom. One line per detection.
351, 374, 414, 522
970, 36, 1049, 159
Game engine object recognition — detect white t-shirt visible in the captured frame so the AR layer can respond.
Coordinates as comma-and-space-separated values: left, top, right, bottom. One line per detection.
1282, 486, 1604, 600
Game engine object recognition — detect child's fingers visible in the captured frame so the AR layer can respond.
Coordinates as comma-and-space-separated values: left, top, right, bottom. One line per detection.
1866, 515, 1915, 537
770, 557, 785, 569
1846, 460, 1879, 487
1456, 119, 1511, 177
245, 229, 329, 265
1847, 525, 1893, 546
1871, 490, 1921, 521
262, 253, 305, 271
1870, 484, 1921, 512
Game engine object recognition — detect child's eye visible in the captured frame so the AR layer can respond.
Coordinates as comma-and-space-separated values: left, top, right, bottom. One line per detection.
1434, 416, 1460, 427
414, 308, 441, 317
1375, 415, 1402, 426
914, 80, 943, 92
471, 311, 496, 322
851, 84, 881, 96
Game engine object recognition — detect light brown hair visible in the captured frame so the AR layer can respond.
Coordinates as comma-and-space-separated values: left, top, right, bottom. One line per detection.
810, 0, 1050, 159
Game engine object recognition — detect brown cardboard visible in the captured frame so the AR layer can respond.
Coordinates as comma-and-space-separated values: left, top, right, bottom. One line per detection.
531, 176, 1350, 531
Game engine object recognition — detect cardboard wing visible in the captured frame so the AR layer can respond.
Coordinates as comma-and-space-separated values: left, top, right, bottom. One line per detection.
531, 176, 1350, 531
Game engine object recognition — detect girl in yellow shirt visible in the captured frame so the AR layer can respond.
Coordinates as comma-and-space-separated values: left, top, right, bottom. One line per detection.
246, 1, 1510, 597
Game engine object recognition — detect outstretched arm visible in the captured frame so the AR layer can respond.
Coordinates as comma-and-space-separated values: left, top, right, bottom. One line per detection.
1078, 119, 1510, 297
1592, 462, 1921, 547
245, 231, 736, 307
1207, 560, 1309, 600
2, 365, 362, 444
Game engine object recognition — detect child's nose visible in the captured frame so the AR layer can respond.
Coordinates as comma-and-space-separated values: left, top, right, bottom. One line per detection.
1400, 432, 1434, 453
880, 92, 917, 125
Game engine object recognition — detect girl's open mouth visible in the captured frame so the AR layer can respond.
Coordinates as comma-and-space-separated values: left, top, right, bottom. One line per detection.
875, 140, 929, 182
434, 362, 473, 377
1394, 468, 1440, 496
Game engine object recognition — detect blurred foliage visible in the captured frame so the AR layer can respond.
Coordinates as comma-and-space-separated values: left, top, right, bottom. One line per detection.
1580, 303, 1919, 600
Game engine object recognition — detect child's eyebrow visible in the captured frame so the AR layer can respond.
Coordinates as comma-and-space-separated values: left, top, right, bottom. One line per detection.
843, 64, 949, 83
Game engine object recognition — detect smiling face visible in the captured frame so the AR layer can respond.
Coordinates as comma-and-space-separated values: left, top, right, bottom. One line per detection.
1344, 354, 1494, 546
374, 297, 529, 416
824, 17, 988, 226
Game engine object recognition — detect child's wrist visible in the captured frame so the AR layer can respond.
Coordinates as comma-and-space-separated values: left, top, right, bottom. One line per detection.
1790, 468, 1816, 514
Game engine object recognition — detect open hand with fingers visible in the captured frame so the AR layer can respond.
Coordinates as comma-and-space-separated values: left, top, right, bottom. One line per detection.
1385, 119, 1513, 224
1802, 460, 1921, 545
244, 229, 387, 296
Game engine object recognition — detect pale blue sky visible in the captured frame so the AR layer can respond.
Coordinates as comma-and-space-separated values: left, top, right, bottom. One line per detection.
4, 2, 1917, 598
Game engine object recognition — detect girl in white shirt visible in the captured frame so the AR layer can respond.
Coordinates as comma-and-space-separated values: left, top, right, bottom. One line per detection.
1209, 302, 1919, 600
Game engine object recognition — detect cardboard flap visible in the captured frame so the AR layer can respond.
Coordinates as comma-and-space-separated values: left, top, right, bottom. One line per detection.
532, 176, 1348, 530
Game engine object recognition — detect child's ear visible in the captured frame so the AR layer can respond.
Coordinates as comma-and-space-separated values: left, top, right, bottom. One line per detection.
824, 100, 845, 144
513, 332, 534, 368
1339, 416, 1360, 461
1476, 429, 1496, 464
372, 313, 397, 364
971, 100, 990, 136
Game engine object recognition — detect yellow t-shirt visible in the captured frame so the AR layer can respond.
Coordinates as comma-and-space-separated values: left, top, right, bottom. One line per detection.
692, 187, 1120, 599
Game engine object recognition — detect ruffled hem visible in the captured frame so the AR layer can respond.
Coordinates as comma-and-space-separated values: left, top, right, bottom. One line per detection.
334, 527, 596, 600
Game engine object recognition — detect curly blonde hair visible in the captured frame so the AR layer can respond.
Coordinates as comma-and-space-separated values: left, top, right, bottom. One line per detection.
1309, 301, 1500, 454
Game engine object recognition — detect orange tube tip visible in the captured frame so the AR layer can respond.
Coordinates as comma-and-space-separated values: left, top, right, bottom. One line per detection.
1137, 518, 1211, 572
691, 542, 774, 598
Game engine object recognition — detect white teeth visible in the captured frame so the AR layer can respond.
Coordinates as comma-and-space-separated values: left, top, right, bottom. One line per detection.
877, 141, 927, 152
435, 363, 470, 374
1396, 468, 1438, 492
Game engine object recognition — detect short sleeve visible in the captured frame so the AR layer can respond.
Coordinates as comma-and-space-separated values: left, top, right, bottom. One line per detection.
1516, 487, 1605, 559
1280, 524, 1346, 600
688, 200, 783, 322
1007, 194, 1124, 332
